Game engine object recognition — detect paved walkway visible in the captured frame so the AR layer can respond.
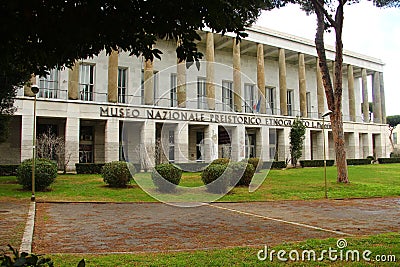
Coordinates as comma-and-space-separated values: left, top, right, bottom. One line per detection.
32, 197, 400, 254
0, 200, 30, 252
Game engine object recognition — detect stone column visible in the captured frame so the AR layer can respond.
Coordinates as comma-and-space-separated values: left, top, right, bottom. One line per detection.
175, 123, 189, 163
232, 125, 245, 161
257, 43, 266, 114
177, 60, 186, 108
278, 48, 287, 116
68, 61, 80, 100
260, 127, 270, 161
141, 120, 156, 168
108, 50, 118, 103
105, 119, 119, 162
367, 133, 374, 158
21, 112, 34, 162
24, 75, 36, 97
144, 59, 154, 105
314, 131, 324, 160
65, 117, 80, 171
345, 132, 356, 158
233, 39, 242, 112
361, 69, 369, 122
316, 58, 325, 117
298, 53, 307, 117
347, 65, 356, 122
379, 72, 386, 124
353, 133, 360, 159
372, 72, 382, 123
206, 32, 215, 110
303, 129, 311, 160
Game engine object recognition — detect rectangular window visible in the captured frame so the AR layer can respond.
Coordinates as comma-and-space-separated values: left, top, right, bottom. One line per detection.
168, 130, 175, 162
269, 130, 277, 160
79, 64, 95, 101
266, 86, 275, 115
141, 70, 158, 105
222, 81, 233, 111
79, 126, 94, 163
118, 68, 127, 103
170, 73, 178, 107
244, 84, 257, 113
287, 90, 294, 116
39, 69, 59, 99
197, 77, 207, 109
394, 132, 398, 145
196, 131, 204, 162
245, 132, 256, 158
306, 92, 311, 117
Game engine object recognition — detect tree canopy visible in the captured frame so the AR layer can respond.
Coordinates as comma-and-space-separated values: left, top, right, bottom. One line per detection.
0, 0, 272, 81
0, 0, 272, 142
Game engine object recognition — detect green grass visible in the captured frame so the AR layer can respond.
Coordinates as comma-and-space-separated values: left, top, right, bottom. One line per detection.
1, 164, 399, 202
47, 232, 400, 266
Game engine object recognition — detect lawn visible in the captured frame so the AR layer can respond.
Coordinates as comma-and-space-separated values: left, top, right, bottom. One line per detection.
0, 164, 399, 202
46, 232, 399, 266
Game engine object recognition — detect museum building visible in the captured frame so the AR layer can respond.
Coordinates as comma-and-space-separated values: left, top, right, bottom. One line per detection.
0, 26, 390, 170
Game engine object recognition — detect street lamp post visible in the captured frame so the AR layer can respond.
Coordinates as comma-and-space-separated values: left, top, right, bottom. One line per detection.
31, 85, 39, 202
322, 110, 332, 199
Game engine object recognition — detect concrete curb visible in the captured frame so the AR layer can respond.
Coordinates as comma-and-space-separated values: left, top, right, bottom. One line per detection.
20, 201, 35, 254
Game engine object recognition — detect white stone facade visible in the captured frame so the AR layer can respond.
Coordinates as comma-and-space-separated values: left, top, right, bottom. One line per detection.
0, 26, 390, 170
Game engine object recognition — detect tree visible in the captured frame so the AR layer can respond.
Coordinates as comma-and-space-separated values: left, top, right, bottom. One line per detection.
0, 1, 272, 142
0, 78, 18, 142
289, 117, 306, 167
37, 129, 72, 174
387, 115, 400, 151
272, 0, 399, 183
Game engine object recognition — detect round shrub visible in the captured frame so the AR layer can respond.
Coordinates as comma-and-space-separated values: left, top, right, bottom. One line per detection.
17, 158, 57, 191
102, 161, 134, 188
152, 164, 182, 193
242, 157, 260, 172
201, 164, 230, 194
228, 162, 255, 186
211, 158, 230, 166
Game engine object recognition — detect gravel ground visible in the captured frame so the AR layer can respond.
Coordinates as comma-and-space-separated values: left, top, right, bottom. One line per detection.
32, 197, 400, 254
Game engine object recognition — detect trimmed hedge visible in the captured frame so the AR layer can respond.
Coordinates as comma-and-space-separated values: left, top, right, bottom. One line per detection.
75, 163, 105, 174
378, 157, 400, 164
228, 162, 255, 186
0, 164, 19, 176
299, 160, 335, 168
261, 161, 287, 169
102, 161, 134, 188
346, 159, 371, 165
152, 164, 182, 193
201, 164, 230, 194
16, 158, 57, 191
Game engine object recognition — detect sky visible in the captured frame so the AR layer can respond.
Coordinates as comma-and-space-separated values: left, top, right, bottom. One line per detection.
255, 1, 400, 116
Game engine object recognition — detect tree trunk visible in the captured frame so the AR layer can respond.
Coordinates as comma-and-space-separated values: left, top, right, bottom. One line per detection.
313, 0, 349, 183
